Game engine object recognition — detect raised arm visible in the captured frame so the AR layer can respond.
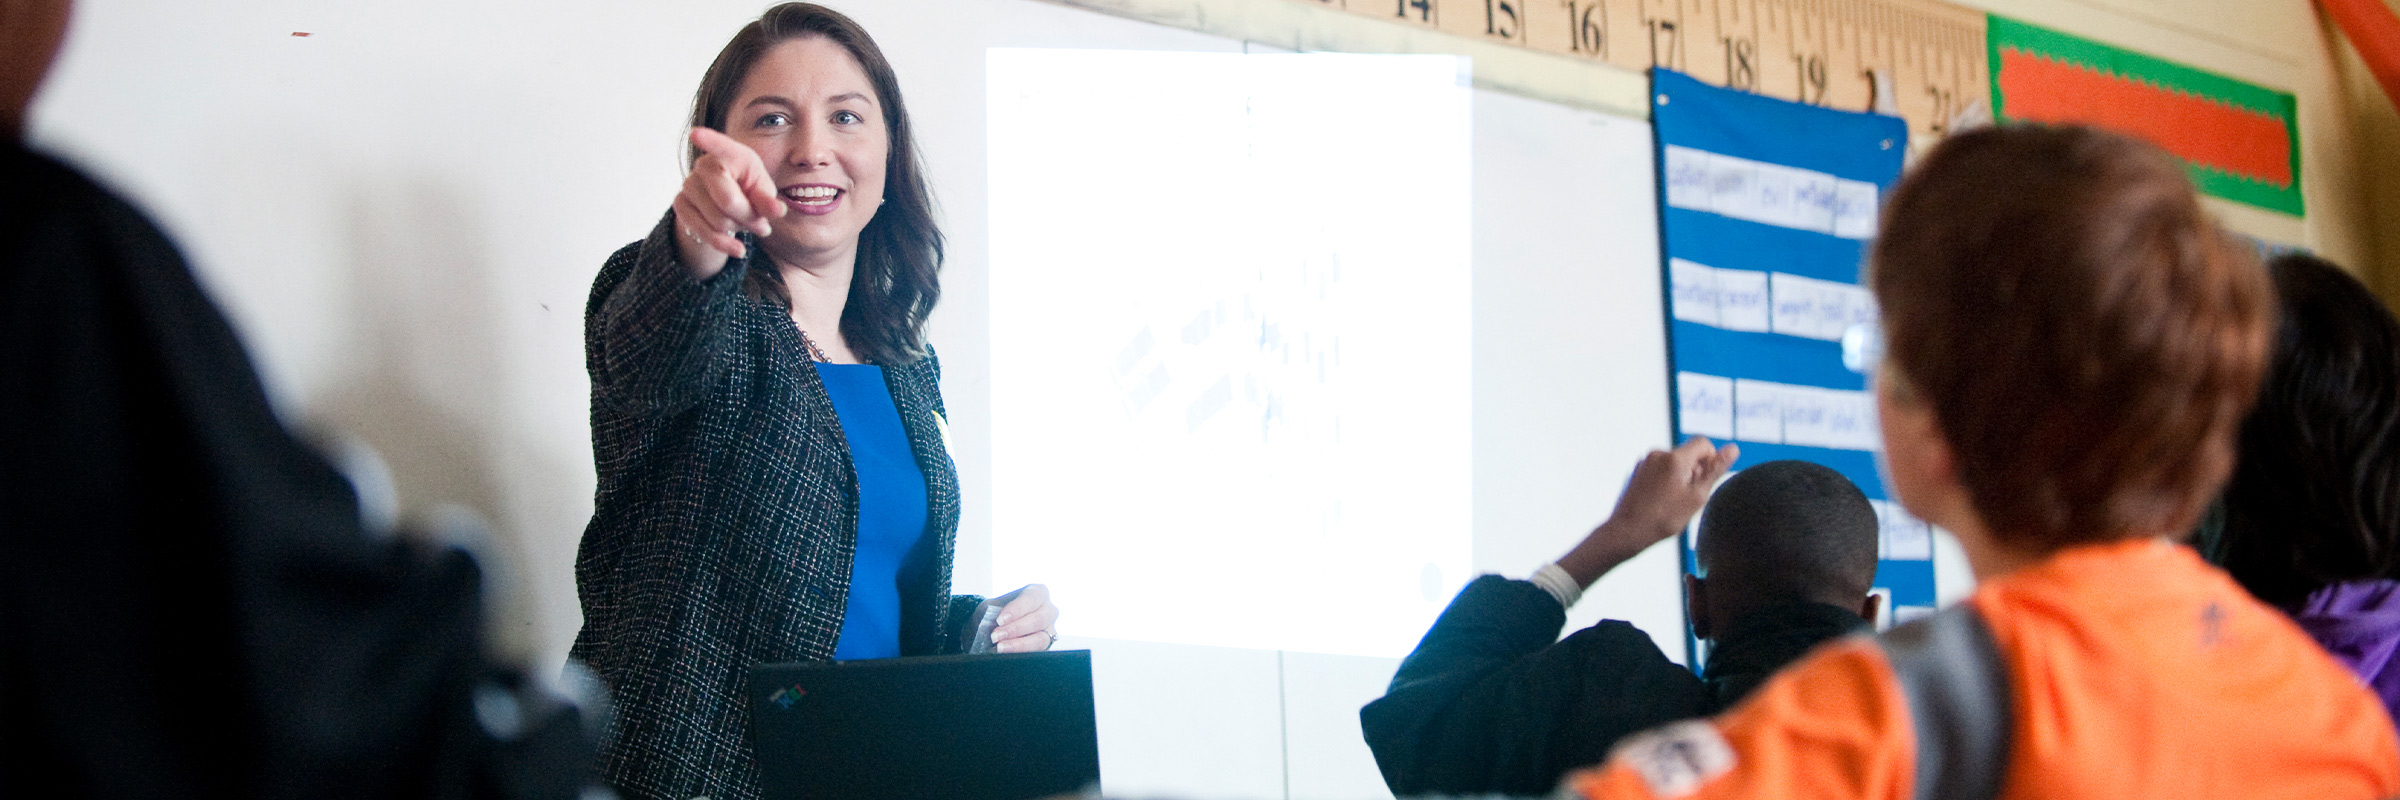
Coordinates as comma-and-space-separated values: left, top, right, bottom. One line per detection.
588, 129, 789, 416
1558, 437, 1739, 588
1360, 439, 1738, 795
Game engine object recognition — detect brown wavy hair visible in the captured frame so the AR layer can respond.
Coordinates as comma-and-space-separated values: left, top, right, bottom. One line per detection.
1870, 125, 2273, 549
687, 3, 941, 366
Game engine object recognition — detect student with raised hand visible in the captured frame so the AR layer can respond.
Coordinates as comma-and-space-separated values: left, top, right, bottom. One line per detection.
1568, 125, 2400, 800
1675, 461, 1881, 702
572, 5, 1056, 799
2207, 252, 2400, 722
1361, 441, 1886, 797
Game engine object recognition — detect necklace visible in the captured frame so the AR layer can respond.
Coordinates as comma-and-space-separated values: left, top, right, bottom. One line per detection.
795, 325, 831, 363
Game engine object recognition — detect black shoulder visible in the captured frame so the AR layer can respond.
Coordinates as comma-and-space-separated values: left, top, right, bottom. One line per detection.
1, 149, 235, 361
1560, 618, 1680, 654
1, 148, 186, 273
1555, 619, 1703, 686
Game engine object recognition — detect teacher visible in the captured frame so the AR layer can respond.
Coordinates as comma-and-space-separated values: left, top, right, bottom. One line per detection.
570, 5, 1057, 799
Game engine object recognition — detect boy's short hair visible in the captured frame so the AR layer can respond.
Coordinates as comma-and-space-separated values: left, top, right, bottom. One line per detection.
1870, 125, 2273, 549
2216, 253, 2400, 605
1697, 460, 1879, 604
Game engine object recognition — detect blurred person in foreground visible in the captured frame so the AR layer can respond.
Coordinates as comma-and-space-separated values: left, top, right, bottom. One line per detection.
1566, 125, 2398, 799
1362, 451, 1883, 796
1, 0, 589, 796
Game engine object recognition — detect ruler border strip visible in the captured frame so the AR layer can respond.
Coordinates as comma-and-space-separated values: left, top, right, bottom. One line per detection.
1040, 0, 1656, 117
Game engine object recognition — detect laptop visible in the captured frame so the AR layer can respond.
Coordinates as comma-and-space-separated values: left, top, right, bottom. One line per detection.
747, 650, 1100, 800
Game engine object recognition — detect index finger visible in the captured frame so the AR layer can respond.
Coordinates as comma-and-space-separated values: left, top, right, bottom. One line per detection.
1692, 442, 1738, 488
996, 584, 1048, 621
690, 126, 758, 164
700, 128, 792, 221
690, 127, 786, 228
1670, 435, 1718, 464
1707, 442, 1740, 474
991, 597, 1059, 643
1670, 436, 1731, 484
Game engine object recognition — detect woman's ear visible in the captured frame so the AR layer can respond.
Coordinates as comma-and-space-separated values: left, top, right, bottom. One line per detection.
1683, 573, 1713, 640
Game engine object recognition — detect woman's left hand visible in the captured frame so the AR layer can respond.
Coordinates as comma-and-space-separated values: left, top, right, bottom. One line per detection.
988, 584, 1059, 653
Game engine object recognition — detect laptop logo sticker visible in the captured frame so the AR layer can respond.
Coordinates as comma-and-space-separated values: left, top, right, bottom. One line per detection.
768, 684, 808, 709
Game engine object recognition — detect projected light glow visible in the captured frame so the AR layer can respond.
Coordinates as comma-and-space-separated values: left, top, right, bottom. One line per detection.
987, 49, 1473, 658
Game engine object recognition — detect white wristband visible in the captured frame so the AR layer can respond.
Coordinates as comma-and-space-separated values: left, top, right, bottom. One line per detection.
1529, 562, 1583, 609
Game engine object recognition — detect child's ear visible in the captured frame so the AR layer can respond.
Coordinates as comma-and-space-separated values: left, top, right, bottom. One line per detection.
1859, 591, 1884, 629
1684, 573, 1713, 640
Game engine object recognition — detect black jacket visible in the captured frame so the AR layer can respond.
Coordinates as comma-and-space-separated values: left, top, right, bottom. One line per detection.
0, 144, 585, 798
1360, 575, 1870, 796
571, 217, 976, 800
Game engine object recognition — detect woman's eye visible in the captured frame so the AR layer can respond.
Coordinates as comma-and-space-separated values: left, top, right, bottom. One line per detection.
755, 112, 789, 128
833, 110, 863, 125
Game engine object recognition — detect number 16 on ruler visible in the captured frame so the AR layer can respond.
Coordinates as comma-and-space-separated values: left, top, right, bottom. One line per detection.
1562, 0, 1605, 57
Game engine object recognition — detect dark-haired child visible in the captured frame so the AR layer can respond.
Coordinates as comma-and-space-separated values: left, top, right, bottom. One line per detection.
1362, 446, 1883, 796
2209, 252, 2400, 723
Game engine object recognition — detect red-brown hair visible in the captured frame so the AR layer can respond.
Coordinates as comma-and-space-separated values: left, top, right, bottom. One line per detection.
1870, 125, 2272, 549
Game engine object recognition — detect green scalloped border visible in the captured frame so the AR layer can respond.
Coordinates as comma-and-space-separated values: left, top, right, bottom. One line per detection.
1987, 14, 2303, 217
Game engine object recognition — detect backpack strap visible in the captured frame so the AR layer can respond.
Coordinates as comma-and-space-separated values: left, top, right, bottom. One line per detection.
1877, 605, 2013, 800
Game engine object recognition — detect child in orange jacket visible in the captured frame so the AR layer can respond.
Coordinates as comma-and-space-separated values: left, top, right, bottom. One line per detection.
1569, 125, 2400, 800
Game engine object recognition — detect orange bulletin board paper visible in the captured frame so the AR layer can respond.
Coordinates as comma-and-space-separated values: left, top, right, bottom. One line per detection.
1988, 15, 2302, 216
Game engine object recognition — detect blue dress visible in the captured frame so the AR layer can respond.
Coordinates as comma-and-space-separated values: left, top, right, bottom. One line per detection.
816, 363, 932, 660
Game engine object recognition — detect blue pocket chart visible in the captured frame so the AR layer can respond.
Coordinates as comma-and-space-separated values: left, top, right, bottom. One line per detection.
1649, 70, 1934, 651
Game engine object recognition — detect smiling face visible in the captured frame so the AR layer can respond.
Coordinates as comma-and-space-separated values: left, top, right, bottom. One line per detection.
728, 35, 888, 270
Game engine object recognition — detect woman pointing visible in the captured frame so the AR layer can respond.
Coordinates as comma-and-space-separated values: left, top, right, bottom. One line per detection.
571, 6, 1057, 798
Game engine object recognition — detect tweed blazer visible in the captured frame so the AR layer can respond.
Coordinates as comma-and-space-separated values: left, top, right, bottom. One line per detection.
571, 215, 977, 800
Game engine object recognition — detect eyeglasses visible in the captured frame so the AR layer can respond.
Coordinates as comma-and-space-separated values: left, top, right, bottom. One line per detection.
1842, 322, 1885, 375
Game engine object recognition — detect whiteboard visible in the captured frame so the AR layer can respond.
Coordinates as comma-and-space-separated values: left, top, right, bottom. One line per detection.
1044, 79, 1678, 798
987, 49, 1477, 659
